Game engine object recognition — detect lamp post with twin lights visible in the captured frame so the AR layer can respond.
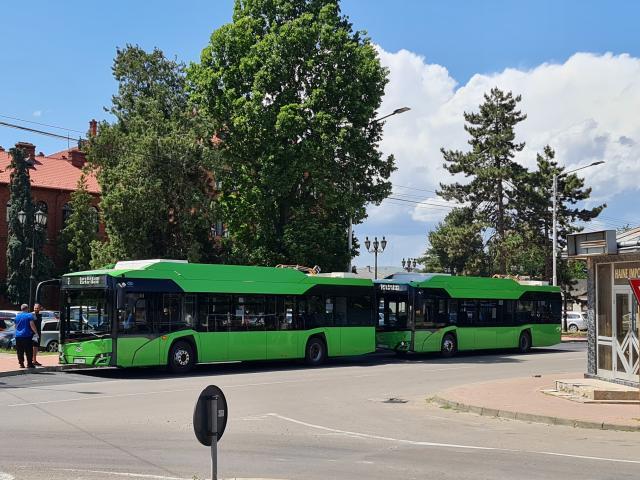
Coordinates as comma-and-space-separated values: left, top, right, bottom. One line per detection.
364, 236, 387, 280
18, 209, 47, 308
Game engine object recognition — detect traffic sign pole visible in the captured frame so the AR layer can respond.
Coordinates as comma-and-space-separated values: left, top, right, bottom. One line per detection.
210, 395, 218, 480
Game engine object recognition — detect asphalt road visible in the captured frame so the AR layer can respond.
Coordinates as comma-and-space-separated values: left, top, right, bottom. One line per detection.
1, 343, 638, 480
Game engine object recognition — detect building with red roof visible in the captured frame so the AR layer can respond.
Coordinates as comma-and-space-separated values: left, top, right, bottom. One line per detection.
0, 139, 104, 305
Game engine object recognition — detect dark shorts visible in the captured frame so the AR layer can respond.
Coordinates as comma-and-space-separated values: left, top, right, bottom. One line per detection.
32, 339, 40, 347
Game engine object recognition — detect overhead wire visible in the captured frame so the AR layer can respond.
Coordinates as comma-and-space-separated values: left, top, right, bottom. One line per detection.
0, 113, 85, 134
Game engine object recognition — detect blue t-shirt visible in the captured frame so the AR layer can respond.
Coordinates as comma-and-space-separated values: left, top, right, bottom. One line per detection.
15, 312, 34, 338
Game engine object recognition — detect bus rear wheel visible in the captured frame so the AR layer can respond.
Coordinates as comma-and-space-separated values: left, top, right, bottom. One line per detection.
305, 336, 327, 366
169, 340, 195, 373
441, 333, 457, 358
518, 331, 532, 353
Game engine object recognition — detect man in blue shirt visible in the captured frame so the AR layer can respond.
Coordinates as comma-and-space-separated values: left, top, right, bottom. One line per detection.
15, 304, 36, 369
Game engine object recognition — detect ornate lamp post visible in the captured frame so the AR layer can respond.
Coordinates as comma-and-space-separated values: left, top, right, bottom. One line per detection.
402, 258, 418, 272
364, 236, 387, 280
18, 209, 47, 308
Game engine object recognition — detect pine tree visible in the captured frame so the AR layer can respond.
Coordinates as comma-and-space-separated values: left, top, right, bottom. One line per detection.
5, 147, 51, 304
438, 88, 527, 274
60, 173, 97, 272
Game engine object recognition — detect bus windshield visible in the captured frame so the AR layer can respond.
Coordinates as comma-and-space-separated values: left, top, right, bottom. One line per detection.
64, 289, 111, 340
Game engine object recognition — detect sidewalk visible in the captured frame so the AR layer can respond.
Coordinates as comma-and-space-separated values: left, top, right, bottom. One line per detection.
561, 335, 587, 342
0, 352, 67, 377
431, 373, 640, 432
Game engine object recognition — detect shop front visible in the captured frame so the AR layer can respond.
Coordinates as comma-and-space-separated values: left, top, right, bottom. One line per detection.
568, 229, 640, 387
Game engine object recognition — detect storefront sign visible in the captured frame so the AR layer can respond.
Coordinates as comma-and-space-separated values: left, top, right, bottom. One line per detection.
614, 262, 640, 285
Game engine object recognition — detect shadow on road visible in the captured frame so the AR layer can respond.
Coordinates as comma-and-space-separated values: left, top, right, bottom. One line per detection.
67, 343, 583, 382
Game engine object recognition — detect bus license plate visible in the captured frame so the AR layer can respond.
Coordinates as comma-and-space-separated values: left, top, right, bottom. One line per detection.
73, 358, 86, 364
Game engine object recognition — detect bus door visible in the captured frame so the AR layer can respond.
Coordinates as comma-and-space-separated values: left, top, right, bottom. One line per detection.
228, 295, 267, 361
266, 296, 298, 359
116, 293, 161, 367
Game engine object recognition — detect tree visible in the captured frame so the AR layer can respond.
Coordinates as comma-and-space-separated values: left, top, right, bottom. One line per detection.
514, 145, 605, 283
438, 88, 527, 274
420, 208, 486, 275
88, 45, 220, 267
59, 173, 97, 272
5, 147, 51, 304
188, 0, 393, 271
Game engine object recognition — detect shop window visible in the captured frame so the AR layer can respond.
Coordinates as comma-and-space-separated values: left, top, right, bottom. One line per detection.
597, 264, 612, 337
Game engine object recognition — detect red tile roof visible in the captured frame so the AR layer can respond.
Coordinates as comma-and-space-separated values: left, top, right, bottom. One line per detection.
0, 149, 100, 194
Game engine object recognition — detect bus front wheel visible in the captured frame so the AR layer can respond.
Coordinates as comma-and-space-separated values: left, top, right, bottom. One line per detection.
518, 331, 532, 354
441, 333, 457, 358
305, 336, 327, 366
169, 340, 195, 373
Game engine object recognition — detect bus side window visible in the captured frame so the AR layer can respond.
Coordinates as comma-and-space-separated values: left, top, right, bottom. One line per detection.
501, 300, 515, 325
348, 296, 372, 326
516, 300, 534, 324
448, 300, 459, 324
334, 297, 347, 326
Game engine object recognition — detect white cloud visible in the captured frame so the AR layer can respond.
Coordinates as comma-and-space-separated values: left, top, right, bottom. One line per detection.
355, 49, 640, 268
32, 110, 42, 117
409, 196, 459, 223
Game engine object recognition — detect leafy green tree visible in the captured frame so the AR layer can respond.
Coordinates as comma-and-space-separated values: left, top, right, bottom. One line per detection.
5, 147, 51, 304
420, 208, 486, 275
88, 45, 220, 267
514, 145, 604, 283
188, 0, 393, 271
59, 173, 97, 272
438, 88, 527, 274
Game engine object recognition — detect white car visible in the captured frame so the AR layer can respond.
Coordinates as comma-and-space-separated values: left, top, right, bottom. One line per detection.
565, 311, 587, 333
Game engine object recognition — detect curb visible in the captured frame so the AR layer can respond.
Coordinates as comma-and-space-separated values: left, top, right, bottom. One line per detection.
561, 337, 587, 343
0, 364, 91, 378
429, 395, 640, 432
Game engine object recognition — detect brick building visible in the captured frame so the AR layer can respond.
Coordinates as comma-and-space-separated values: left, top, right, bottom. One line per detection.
0, 139, 103, 306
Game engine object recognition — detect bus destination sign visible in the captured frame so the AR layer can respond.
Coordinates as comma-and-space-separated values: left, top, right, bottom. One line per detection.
377, 283, 408, 292
64, 275, 107, 288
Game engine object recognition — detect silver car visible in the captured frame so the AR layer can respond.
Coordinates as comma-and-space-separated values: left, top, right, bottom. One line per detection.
565, 311, 587, 332
40, 318, 61, 352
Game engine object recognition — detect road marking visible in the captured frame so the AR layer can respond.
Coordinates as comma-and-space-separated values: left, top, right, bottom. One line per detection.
56, 469, 187, 479
0, 473, 15, 480
266, 413, 496, 450
267, 413, 640, 465
55, 470, 286, 480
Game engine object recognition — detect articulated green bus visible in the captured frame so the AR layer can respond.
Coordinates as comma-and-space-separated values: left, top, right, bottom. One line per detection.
59, 260, 375, 372
375, 273, 562, 356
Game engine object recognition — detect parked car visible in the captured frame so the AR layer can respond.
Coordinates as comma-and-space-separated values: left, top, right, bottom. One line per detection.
40, 310, 60, 320
0, 310, 19, 330
0, 327, 16, 349
565, 311, 587, 332
40, 318, 61, 352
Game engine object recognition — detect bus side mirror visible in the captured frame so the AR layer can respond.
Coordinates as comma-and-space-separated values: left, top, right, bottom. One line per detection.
116, 286, 126, 310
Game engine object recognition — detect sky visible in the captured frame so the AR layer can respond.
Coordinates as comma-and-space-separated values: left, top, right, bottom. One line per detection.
1, 0, 639, 271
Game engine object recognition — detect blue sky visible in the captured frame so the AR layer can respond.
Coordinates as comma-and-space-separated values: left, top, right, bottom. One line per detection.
1, 0, 639, 269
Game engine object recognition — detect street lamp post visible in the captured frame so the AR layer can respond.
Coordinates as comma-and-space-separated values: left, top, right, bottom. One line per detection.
402, 258, 418, 272
551, 161, 604, 332
552, 160, 605, 287
346, 107, 411, 273
364, 236, 387, 279
18, 209, 47, 308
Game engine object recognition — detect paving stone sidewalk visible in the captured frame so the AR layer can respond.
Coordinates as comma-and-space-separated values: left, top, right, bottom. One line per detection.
0, 352, 63, 377
432, 373, 640, 432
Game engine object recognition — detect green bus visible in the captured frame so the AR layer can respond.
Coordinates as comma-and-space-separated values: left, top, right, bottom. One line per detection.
59, 260, 375, 372
375, 273, 562, 356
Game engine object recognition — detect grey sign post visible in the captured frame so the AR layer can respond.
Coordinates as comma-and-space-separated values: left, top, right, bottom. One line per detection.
194, 385, 228, 480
